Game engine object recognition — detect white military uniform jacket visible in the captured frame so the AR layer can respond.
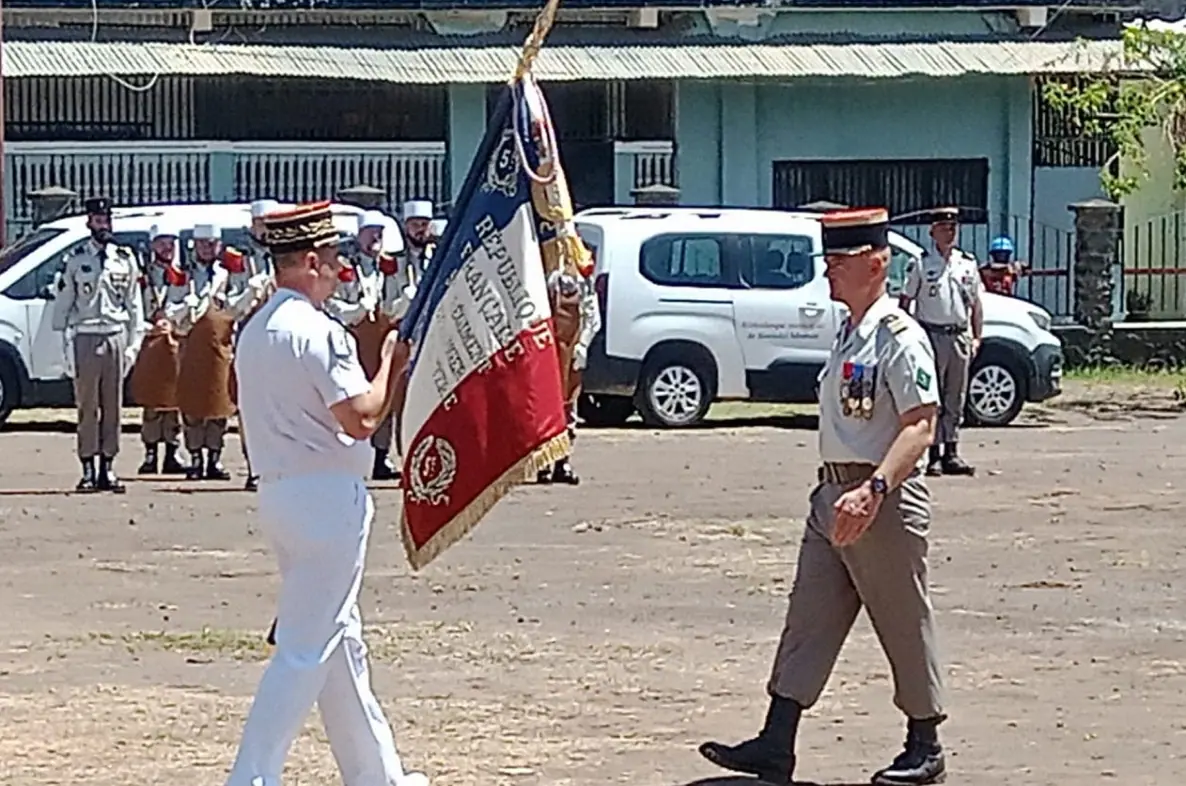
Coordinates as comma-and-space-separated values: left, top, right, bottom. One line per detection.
818, 296, 940, 469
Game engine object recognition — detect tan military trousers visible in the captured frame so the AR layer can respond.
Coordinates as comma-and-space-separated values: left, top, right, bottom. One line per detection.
74, 332, 125, 460
142, 408, 181, 446
926, 330, 971, 445
184, 416, 228, 452
767, 475, 945, 720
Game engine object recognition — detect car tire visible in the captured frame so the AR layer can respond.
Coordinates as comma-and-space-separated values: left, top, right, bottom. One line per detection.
0, 356, 20, 426
636, 353, 714, 428
578, 394, 635, 427
964, 349, 1026, 427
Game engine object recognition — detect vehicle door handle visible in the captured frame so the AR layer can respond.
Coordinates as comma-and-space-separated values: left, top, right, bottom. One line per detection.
800, 305, 825, 317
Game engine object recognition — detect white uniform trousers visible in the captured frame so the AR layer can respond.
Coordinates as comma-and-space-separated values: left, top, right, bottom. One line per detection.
225, 472, 414, 786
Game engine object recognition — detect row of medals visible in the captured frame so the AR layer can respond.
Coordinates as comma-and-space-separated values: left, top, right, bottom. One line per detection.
840, 369, 875, 420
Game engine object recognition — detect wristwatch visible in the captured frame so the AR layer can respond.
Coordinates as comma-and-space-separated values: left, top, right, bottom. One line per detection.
870, 474, 889, 496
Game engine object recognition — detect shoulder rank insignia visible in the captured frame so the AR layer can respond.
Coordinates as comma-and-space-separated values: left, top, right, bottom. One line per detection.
880, 312, 910, 335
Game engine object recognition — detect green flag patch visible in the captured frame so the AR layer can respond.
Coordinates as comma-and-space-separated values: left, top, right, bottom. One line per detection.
916, 368, 932, 391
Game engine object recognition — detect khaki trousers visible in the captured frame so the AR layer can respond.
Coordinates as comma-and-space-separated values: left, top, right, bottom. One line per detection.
926, 330, 971, 445
185, 416, 228, 452
142, 408, 181, 446
74, 332, 125, 459
767, 475, 945, 720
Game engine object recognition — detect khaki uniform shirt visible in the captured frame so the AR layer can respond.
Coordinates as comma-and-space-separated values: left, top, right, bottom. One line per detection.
902, 247, 981, 328
325, 253, 381, 328
141, 260, 191, 329
52, 240, 145, 348
818, 296, 940, 468
163, 261, 226, 336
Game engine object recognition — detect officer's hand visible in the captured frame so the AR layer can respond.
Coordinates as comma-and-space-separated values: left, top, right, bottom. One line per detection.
381, 331, 412, 374
832, 482, 882, 547
971, 337, 981, 356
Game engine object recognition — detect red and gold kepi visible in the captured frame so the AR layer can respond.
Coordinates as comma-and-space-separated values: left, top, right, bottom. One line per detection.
262, 200, 339, 255
820, 207, 890, 256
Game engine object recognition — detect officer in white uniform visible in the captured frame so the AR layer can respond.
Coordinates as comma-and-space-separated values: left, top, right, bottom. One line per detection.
226, 200, 427, 786
402, 199, 435, 276
51, 196, 145, 493
700, 207, 948, 786
899, 207, 982, 476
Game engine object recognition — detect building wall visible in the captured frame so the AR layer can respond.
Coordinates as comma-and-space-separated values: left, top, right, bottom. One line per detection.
675, 75, 1033, 221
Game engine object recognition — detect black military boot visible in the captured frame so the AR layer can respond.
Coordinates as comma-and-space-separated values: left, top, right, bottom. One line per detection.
138, 445, 158, 475
698, 695, 801, 785
372, 449, 399, 481
161, 444, 187, 475
245, 474, 259, 492
925, 446, 943, 477
186, 449, 205, 480
76, 457, 98, 493
205, 450, 232, 481
97, 456, 126, 494
941, 443, 975, 477
551, 458, 580, 485
871, 717, 947, 785
536, 467, 553, 484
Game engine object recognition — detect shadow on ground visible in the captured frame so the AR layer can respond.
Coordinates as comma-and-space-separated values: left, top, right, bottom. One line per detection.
679, 778, 866, 786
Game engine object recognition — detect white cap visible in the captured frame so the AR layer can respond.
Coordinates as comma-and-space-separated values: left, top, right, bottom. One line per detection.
430, 218, 448, 238
360, 210, 387, 230
250, 199, 280, 219
149, 221, 180, 241
403, 200, 433, 220
381, 217, 406, 254
333, 211, 361, 237
193, 223, 220, 240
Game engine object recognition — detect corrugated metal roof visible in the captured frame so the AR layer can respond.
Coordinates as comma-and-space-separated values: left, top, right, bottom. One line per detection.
1, 39, 1127, 82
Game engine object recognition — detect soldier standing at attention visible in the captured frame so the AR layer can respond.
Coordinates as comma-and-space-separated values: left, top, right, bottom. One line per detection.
133, 222, 188, 475
224, 201, 426, 786
401, 199, 435, 277
175, 223, 235, 481
898, 207, 982, 477
699, 207, 948, 786
51, 196, 145, 493
248, 199, 278, 277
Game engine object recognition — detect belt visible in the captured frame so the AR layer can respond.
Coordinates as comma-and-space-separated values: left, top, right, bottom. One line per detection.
73, 324, 124, 336
818, 462, 877, 484
920, 322, 967, 335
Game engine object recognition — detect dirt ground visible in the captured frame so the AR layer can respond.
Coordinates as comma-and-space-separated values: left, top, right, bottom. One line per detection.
2, 383, 1185, 786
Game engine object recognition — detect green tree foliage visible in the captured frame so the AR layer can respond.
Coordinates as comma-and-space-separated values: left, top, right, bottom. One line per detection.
1044, 24, 1186, 199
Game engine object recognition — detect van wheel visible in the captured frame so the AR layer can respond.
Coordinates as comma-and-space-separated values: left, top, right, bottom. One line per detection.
965, 350, 1026, 427
0, 357, 20, 426
637, 357, 713, 428
578, 394, 635, 427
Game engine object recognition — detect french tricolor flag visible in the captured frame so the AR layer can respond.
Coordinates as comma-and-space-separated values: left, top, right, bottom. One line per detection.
395, 74, 579, 570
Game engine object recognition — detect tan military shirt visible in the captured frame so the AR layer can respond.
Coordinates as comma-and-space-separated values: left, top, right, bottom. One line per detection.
52, 240, 144, 339
818, 296, 939, 468
325, 253, 381, 328
902, 246, 981, 328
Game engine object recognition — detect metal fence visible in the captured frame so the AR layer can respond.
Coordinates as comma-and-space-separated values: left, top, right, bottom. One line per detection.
1123, 211, 1186, 320
892, 212, 1075, 318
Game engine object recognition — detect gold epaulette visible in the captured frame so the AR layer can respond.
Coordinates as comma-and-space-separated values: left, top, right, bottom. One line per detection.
880, 312, 910, 335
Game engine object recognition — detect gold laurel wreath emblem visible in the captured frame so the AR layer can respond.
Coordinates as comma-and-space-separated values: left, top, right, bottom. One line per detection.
408, 435, 458, 507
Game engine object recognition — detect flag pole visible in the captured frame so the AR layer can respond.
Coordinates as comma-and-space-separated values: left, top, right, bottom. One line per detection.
512, 0, 563, 82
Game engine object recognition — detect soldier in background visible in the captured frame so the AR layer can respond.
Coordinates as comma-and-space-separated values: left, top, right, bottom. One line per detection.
222, 238, 272, 491
174, 223, 236, 481
236, 198, 280, 490
51, 196, 144, 493
402, 199, 435, 277
248, 199, 279, 276
325, 211, 401, 480
132, 221, 188, 475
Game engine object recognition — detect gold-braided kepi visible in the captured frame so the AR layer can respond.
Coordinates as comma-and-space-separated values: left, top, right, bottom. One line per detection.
820, 207, 890, 256
263, 200, 339, 255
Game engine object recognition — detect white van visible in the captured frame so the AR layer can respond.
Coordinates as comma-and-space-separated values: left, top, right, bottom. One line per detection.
0, 202, 395, 424
574, 207, 1063, 429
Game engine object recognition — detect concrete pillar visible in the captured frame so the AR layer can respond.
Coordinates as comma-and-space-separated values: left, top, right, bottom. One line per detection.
631, 183, 681, 207
1069, 198, 1121, 361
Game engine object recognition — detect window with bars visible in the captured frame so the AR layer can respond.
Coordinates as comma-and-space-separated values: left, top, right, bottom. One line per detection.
1033, 76, 1117, 168
484, 80, 674, 141
772, 158, 990, 224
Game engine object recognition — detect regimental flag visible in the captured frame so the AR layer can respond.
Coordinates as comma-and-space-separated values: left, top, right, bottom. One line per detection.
396, 52, 585, 569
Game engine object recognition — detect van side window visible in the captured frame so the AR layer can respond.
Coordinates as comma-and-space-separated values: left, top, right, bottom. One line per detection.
640, 235, 727, 287
887, 246, 915, 296
743, 234, 815, 290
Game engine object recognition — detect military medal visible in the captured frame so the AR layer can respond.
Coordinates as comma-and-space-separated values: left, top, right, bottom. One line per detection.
841, 361, 853, 416
861, 366, 878, 419
848, 363, 863, 416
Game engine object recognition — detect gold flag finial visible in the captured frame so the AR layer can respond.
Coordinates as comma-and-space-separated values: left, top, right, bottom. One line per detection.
512, 0, 563, 82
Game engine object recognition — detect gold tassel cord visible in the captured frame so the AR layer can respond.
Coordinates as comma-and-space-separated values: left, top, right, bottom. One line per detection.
512, 0, 564, 82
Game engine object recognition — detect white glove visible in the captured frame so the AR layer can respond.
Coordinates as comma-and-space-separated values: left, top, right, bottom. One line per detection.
360, 294, 378, 315
183, 293, 200, 309
573, 344, 588, 371
249, 273, 270, 294
124, 346, 138, 367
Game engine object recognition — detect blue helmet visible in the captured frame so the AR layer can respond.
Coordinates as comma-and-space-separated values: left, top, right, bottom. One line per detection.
989, 236, 1015, 255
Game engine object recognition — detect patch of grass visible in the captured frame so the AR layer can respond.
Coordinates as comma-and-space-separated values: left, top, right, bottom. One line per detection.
1063, 366, 1186, 389
706, 401, 815, 420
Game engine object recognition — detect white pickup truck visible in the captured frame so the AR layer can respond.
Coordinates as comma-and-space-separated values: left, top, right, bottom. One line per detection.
575, 207, 1063, 429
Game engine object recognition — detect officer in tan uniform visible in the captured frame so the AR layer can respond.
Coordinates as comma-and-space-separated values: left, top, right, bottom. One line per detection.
51, 196, 145, 493
133, 221, 188, 475
700, 208, 948, 786
898, 207, 982, 477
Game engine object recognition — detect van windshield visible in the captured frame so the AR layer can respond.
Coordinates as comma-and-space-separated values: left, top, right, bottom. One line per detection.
0, 227, 67, 278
